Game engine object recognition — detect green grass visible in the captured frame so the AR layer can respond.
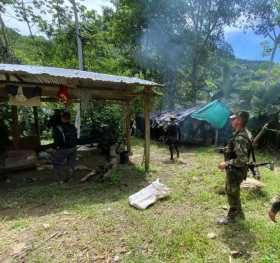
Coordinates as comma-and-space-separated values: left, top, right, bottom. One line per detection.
0, 139, 280, 262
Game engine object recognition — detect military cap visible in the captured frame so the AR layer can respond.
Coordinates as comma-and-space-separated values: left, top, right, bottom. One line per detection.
230, 111, 250, 124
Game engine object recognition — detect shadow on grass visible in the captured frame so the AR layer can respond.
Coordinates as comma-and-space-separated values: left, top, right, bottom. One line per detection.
219, 221, 256, 260
0, 164, 148, 221
244, 188, 270, 202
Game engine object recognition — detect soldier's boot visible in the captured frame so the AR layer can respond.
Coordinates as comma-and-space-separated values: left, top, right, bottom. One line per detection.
217, 208, 244, 225
234, 209, 245, 220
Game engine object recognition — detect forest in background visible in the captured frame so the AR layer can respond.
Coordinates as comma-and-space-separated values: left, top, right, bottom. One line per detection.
1, 0, 280, 140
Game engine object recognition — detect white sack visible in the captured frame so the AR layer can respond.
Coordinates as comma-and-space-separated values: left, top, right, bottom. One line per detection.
128, 179, 170, 210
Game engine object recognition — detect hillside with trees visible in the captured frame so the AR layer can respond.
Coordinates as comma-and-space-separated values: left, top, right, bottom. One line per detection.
1, 0, 280, 139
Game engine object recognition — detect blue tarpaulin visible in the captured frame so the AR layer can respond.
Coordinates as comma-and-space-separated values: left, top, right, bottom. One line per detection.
191, 100, 230, 129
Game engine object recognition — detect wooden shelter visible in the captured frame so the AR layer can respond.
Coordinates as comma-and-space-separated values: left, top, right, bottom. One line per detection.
0, 64, 161, 172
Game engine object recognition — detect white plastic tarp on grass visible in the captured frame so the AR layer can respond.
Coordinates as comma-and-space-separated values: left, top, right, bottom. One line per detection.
128, 179, 170, 210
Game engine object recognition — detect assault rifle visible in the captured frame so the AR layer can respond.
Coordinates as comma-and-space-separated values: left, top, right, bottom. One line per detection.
219, 123, 274, 179
248, 162, 274, 178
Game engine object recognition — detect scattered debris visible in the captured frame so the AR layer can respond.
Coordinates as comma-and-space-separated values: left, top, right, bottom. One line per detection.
43, 223, 50, 229
241, 178, 265, 189
80, 163, 114, 183
17, 232, 63, 258
10, 242, 31, 257
77, 145, 97, 152
128, 179, 170, 210
80, 170, 96, 183
230, 249, 250, 259
93, 255, 106, 261
207, 232, 217, 239
230, 250, 241, 258
113, 255, 120, 262
62, 211, 71, 215
4, 150, 37, 171
38, 151, 52, 161
75, 165, 91, 171
36, 164, 53, 171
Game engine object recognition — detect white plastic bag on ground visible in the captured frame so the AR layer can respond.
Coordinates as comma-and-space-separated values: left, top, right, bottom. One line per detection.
128, 179, 170, 210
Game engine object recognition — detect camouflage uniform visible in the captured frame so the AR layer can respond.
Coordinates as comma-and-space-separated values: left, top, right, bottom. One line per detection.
224, 128, 252, 219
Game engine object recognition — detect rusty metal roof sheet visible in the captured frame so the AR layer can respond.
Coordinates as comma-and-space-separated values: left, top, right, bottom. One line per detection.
0, 64, 161, 89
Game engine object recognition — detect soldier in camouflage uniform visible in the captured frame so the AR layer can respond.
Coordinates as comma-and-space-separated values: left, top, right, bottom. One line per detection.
218, 111, 252, 224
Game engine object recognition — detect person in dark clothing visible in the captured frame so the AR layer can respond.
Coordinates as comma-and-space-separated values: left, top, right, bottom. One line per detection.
52, 111, 78, 183
166, 117, 181, 160
0, 118, 9, 168
47, 109, 62, 129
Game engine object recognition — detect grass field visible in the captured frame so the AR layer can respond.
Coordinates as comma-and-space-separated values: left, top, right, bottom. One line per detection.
0, 138, 280, 263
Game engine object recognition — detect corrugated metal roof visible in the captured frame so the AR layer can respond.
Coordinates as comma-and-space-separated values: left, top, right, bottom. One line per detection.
0, 64, 161, 89
150, 106, 202, 127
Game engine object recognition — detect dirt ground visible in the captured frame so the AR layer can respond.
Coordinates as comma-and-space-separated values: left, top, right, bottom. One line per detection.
0, 138, 280, 263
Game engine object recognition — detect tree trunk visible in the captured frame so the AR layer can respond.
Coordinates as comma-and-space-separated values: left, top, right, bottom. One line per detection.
268, 38, 279, 75
191, 57, 198, 105
21, 0, 34, 38
71, 0, 84, 70
264, 37, 279, 89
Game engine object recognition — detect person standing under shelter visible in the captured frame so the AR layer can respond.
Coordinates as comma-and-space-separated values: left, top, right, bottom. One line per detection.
166, 116, 181, 161
217, 111, 252, 224
0, 118, 9, 169
52, 110, 78, 183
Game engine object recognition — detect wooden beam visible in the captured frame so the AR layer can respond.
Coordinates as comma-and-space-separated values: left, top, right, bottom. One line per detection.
143, 87, 151, 173
11, 106, 20, 149
0, 80, 61, 88
41, 97, 129, 103
0, 80, 146, 99
33, 106, 41, 145
0, 80, 144, 92
13, 74, 24, 82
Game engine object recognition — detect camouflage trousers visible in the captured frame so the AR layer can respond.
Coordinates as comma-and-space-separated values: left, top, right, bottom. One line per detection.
225, 166, 247, 214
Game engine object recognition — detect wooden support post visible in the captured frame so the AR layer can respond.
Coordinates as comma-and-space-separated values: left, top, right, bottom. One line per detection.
33, 106, 41, 145
125, 101, 132, 155
144, 88, 151, 173
11, 106, 20, 149
122, 102, 131, 155
215, 129, 219, 146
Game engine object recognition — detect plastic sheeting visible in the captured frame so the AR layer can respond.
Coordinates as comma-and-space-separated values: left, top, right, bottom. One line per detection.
191, 100, 230, 129
128, 179, 170, 210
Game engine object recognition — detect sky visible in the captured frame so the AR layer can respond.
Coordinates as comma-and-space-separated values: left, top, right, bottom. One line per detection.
2, 1, 279, 63
225, 29, 280, 63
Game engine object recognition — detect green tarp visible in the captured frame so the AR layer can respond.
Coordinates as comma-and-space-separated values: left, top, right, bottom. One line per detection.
191, 100, 230, 129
